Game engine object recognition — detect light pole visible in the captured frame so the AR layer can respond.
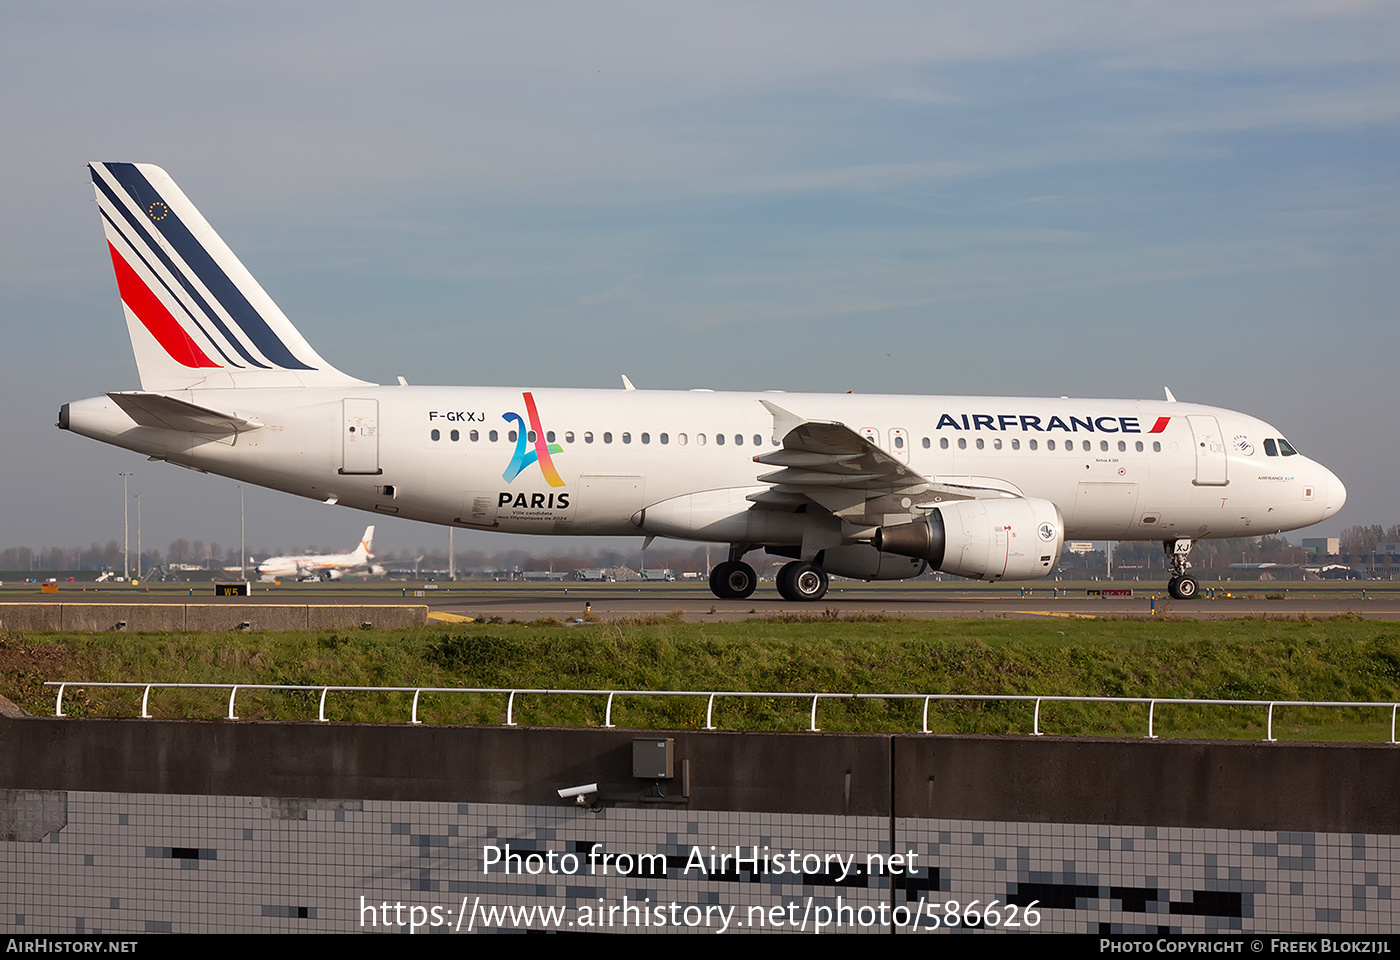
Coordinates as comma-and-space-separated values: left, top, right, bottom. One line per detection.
119, 472, 132, 580
239, 485, 246, 581
135, 494, 142, 580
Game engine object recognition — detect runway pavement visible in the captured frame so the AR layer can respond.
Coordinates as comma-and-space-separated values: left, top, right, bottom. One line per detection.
8, 580, 1397, 622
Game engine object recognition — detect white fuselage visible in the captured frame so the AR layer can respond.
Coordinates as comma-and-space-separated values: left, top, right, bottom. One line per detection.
63, 385, 1345, 550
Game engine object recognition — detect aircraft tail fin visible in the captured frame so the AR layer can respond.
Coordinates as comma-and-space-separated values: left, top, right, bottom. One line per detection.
89, 162, 373, 392
357, 525, 375, 560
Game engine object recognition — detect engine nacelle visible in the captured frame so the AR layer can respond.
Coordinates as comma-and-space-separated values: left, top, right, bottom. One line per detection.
819, 544, 927, 581
874, 498, 1064, 582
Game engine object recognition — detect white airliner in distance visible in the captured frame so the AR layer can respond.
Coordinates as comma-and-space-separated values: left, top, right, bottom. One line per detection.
61, 164, 1346, 602
256, 525, 376, 582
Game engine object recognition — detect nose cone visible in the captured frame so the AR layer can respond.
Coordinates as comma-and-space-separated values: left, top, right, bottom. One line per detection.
1322, 466, 1346, 520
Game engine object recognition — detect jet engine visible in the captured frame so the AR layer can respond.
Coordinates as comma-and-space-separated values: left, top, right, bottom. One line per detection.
874, 498, 1064, 582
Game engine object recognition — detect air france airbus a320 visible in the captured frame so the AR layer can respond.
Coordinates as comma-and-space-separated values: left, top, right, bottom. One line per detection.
60, 164, 1346, 601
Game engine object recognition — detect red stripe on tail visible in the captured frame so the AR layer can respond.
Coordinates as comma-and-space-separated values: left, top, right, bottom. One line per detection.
107, 242, 220, 368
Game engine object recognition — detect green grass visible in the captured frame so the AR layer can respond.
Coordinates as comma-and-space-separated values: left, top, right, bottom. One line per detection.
3, 615, 1398, 741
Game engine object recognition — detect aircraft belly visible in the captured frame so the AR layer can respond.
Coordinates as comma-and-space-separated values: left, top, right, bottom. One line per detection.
1068, 482, 1141, 539
571, 476, 645, 534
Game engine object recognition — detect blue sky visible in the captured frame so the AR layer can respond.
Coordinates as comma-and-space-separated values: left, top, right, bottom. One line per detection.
2, 2, 1395, 559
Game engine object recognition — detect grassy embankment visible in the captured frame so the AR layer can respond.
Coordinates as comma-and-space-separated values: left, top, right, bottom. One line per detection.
2, 615, 1397, 742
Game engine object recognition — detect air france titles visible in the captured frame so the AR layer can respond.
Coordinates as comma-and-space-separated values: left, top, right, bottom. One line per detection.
933, 413, 1162, 434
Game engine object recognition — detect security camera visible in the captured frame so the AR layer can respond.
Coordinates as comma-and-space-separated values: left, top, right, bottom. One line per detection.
557, 783, 598, 804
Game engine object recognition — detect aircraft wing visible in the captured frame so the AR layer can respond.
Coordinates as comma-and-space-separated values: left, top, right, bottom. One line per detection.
752, 400, 1016, 525
108, 392, 263, 437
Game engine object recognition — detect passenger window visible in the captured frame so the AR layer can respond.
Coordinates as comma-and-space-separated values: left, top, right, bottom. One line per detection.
895, 436, 904, 449
922, 437, 931, 449
489, 430, 498, 442
697, 434, 706, 446
678, 433, 687, 445
1117, 441, 1125, 452
957, 437, 967, 449
1029, 439, 1038, 450
1048, 440, 1056, 450
450, 429, 459, 441
716, 434, 725, 445
1100, 440, 1108, 451
735, 435, 743, 446
584, 431, 594, 444
604, 432, 613, 444
470, 430, 479, 441
546, 431, 555, 443
1011, 439, 1020, 450
641, 433, 649, 444
509, 430, 518, 442
660, 433, 668, 445
1153, 441, 1161, 452
940, 437, 949, 449
993, 438, 1002, 450
753, 435, 762, 446
431, 429, 440, 441
622, 432, 631, 444
976, 438, 985, 450
527, 430, 535, 442
565, 431, 574, 443
1135, 441, 1143, 452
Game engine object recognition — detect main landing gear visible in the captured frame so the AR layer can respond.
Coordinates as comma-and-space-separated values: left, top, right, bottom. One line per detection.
709, 554, 758, 600
1164, 538, 1199, 600
708, 546, 833, 602
776, 560, 829, 602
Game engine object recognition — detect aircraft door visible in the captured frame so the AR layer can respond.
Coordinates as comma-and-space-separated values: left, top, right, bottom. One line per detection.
1187, 415, 1228, 486
341, 398, 381, 475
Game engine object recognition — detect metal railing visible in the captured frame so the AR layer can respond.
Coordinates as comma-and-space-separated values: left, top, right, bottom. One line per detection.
41, 680, 1400, 743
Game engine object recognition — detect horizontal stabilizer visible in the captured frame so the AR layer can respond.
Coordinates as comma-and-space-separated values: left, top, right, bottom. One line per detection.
108, 391, 262, 435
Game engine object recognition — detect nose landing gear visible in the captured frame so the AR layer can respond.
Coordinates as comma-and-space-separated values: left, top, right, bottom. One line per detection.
1165, 538, 1200, 600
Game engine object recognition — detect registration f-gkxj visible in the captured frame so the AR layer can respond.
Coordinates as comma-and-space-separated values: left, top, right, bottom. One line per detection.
61, 164, 1346, 601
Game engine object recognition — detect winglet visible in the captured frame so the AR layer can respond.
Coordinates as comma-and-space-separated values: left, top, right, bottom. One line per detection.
621, 375, 636, 391
1164, 387, 1177, 402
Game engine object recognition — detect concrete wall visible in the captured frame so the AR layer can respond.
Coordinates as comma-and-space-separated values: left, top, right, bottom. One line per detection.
3, 718, 1395, 828
2, 719, 1397, 934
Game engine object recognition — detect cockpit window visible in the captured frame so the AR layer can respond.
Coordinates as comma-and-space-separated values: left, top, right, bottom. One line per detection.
1278, 438, 1298, 456
1264, 438, 1278, 457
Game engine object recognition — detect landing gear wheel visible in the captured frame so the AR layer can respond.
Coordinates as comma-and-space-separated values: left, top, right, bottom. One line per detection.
1164, 539, 1199, 601
776, 561, 829, 602
709, 561, 757, 600
1167, 576, 1199, 600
